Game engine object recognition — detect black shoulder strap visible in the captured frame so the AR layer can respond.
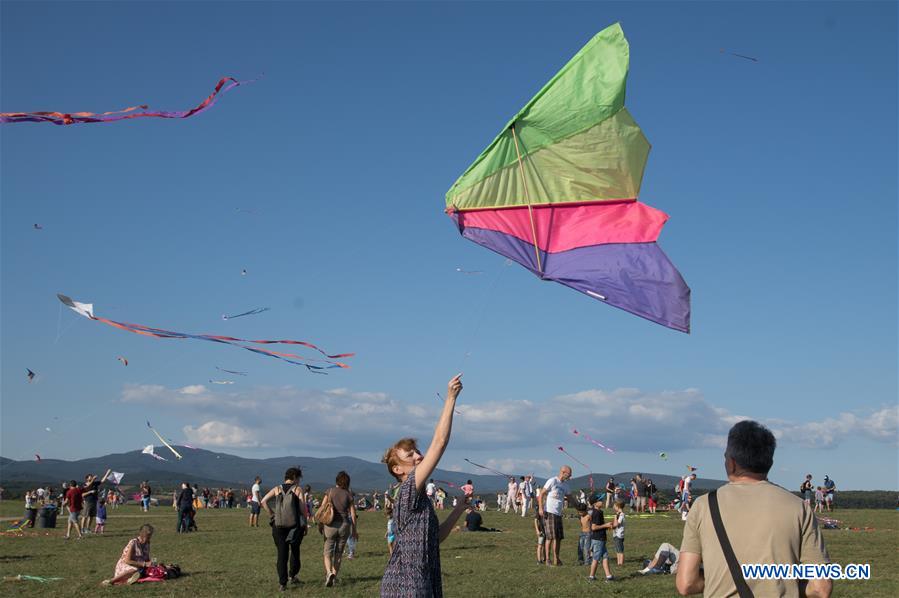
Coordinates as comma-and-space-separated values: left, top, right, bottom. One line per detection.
708, 490, 754, 598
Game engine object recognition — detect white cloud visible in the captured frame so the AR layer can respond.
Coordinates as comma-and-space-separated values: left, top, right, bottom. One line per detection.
120, 384, 896, 454
183, 421, 260, 448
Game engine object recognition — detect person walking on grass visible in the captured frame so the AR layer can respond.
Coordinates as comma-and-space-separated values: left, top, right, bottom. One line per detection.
261, 467, 309, 592
64, 480, 84, 540
379, 374, 469, 597
505, 477, 519, 514
676, 420, 831, 598
250, 476, 262, 527
538, 465, 572, 566
320, 470, 357, 587
176, 482, 194, 533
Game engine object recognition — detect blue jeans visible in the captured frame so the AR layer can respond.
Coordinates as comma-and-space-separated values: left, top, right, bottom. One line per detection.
591, 539, 609, 562
577, 532, 590, 564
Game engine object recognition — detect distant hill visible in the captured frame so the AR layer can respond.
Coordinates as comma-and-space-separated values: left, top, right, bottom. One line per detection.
0, 448, 726, 496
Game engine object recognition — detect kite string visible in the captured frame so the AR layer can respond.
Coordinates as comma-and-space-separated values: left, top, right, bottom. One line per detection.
510, 123, 542, 274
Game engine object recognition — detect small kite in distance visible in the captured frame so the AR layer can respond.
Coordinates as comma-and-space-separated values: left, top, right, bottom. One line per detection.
1, 76, 255, 125
216, 366, 247, 376
209, 379, 234, 385
687, 465, 697, 472
720, 48, 758, 62
26, 369, 35, 382
35, 454, 41, 462
456, 268, 484, 275
33, 224, 43, 230
659, 452, 668, 460
117, 356, 128, 366
222, 307, 269, 320
241, 269, 248, 276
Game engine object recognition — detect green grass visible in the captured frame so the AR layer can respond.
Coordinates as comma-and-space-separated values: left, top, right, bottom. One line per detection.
1, 502, 896, 596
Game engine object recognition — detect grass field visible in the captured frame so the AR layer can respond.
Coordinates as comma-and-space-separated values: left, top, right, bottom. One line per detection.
1, 502, 896, 596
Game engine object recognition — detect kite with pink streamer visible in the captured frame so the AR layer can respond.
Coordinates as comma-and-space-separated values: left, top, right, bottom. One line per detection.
571, 428, 615, 453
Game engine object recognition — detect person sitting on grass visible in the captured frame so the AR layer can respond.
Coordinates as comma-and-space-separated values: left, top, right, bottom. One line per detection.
462, 504, 498, 532
102, 524, 155, 586
639, 542, 680, 574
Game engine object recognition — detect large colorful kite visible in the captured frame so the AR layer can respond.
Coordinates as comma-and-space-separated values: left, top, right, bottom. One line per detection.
0, 76, 252, 125
57, 294, 352, 372
445, 23, 690, 332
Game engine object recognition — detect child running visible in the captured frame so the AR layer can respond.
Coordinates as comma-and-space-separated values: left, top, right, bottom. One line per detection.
611, 500, 626, 566
587, 494, 614, 582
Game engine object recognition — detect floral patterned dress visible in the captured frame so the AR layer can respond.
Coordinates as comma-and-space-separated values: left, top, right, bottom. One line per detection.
380, 469, 442, 597
114, 537, 150, 579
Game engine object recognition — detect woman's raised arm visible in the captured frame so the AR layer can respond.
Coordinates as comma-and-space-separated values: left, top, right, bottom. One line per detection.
414, 374, 462, 495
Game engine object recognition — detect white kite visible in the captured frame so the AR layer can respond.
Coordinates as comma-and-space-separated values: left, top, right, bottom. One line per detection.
141, 445, 167, 461
146, 421, 183, 460
209, 379, 235, 385
109, 471, 125, 485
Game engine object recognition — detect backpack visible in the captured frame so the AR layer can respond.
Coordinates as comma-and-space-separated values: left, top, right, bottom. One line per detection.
676, 479, 684, 493
273, 484, 300, 528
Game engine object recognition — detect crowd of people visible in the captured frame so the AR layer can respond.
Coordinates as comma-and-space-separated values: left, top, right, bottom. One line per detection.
9, 377, 838, 597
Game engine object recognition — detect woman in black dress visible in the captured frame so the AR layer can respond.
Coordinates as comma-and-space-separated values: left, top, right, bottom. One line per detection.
380, 375, 468, 598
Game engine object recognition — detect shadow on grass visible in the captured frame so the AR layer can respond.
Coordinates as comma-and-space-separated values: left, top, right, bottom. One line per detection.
0, 555, 31, 562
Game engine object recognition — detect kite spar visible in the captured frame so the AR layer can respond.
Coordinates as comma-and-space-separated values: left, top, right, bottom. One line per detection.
446, 23, 690, 332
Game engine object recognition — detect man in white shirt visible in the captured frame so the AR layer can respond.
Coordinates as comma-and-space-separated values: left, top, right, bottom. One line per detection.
504, 477, 519, 513
520, 475, 534, 516
538, 465, 572, 566
426, 479, 437, 506
249, 476, 262, 527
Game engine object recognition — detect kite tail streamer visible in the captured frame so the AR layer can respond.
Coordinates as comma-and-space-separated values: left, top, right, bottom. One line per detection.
557, 446, 591, 471
57, 294, 353, 371
1, 76, 256, 125
464, 458, 512, 478
147, 422, 183, 460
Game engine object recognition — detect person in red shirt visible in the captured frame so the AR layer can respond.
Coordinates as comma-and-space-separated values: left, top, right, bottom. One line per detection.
64, 480, 84, 540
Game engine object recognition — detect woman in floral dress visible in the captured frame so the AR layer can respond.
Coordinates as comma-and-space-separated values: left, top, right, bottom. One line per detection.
380, 375, 469, 597
101, 524, 154, 585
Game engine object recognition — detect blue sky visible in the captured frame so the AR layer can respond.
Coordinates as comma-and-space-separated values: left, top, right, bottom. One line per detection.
2, 1, 896, 490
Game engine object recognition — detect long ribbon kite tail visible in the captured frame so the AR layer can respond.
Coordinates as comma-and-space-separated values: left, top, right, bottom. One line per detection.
147, 421, 183, 460
57, 294, 352, 370
572, 428, 615, 453
1, 76, 256, 125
